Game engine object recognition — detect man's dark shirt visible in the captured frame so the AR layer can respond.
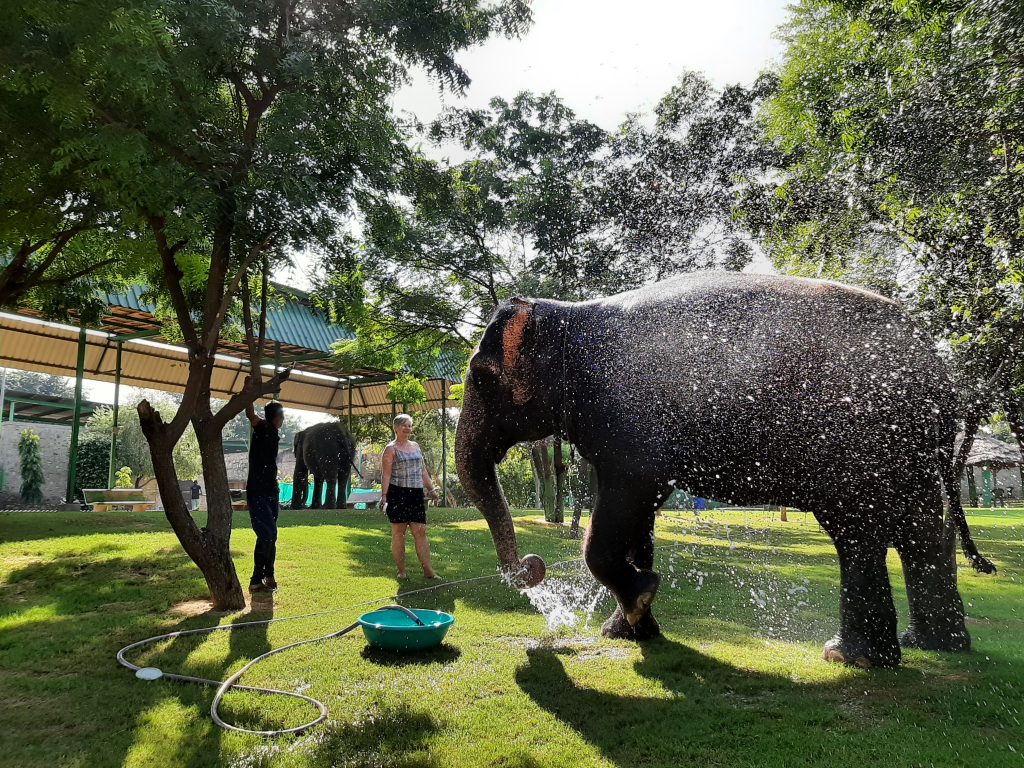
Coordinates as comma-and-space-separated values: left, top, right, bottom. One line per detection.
246, 421, 280, 496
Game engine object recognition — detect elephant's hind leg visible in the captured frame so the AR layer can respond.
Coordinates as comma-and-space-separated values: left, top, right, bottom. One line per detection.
310, 476, 325, 510
584, 481, 662, 641
894, 488, 970, 652
820, 518, 901, 668
323, 473, 339, 509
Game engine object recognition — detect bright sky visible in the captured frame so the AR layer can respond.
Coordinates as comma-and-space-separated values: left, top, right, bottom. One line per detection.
278, 0, 790, 288
395, 0, 790, 133
84, 1, 790, 410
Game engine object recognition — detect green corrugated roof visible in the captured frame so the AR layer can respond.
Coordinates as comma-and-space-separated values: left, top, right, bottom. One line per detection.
105, 283, 354, 354
103, 284, 464, 381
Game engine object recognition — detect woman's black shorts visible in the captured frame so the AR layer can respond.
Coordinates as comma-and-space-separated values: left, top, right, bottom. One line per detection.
385, 485, 427, 525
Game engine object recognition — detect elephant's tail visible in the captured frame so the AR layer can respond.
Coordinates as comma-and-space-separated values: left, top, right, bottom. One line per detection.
940, 442, 996, 574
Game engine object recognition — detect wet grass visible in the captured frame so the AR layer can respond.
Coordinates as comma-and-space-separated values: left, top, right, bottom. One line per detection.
1, 505, 1022, 767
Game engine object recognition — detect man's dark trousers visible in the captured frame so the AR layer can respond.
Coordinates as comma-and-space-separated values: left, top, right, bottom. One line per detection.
248, 494, 279, 584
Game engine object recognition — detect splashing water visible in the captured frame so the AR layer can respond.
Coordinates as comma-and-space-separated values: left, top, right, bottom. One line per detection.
521, 561, 609, 632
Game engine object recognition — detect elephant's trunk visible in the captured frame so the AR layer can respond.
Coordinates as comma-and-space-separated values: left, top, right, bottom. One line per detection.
455, 390, 546, 589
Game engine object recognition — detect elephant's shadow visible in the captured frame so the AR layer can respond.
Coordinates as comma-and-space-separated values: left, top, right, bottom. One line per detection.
514, 636, 875, 765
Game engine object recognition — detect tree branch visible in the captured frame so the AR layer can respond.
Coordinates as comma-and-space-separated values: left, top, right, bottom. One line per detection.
147, 215, 200, 350
213, 368, 293, 429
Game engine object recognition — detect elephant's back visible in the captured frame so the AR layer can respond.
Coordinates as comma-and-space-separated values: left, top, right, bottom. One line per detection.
567, 272, 954, 495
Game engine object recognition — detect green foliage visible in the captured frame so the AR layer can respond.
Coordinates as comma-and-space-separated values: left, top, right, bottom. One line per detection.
602, 71, 779, 280
0, 371, 73, 399
113, 466, 133, 489
753, 0, 1024, 414
325, 91, 610, 369
75, 436, 111, 497
387, 374, 427, 406
17, 429, 43, 504
84, 393, 201, 484
497, 444, 534, 509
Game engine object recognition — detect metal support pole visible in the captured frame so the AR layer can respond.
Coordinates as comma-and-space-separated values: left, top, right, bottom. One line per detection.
107, 341, 123, 488
273, 340, 282, 399
440, 379, 448, 507
347, 378, 353, 432
344, 378, 353, 503
0, 365, 6, 492
65, 326, 87, 503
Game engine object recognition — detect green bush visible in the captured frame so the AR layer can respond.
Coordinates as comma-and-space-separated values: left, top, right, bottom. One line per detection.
114, 466, 134, 489
18, 429, 44, 505
497, 445, 534, 509
76, 436, 112, 498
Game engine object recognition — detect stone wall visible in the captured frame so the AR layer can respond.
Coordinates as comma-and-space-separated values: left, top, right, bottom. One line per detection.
0, 421, 72, 506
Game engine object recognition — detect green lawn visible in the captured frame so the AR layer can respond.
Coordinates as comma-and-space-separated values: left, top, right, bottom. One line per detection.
1, 505, 1022, 768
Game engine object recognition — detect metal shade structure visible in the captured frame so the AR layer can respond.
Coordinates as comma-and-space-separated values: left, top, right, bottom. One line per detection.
0, 282, 462, 503
0, 311, 455, 414
0, 388, 102, 426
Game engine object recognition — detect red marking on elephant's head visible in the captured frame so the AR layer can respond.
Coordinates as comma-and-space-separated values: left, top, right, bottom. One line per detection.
502, 300, 535, 405
502, 310, 529, 371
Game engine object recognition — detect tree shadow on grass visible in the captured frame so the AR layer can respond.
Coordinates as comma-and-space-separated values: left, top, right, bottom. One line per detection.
302, 702, 444, 768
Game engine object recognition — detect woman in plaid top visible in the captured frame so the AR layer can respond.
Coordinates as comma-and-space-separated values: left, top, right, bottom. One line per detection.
380, 414, 440, 580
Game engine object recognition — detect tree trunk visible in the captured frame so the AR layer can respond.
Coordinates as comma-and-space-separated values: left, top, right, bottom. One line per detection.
552, 436, 565, 524
530, 442, 544, 510
569, 456, 592, 539
138, 400, 245, 610
532, 438, 557, 522
965, 468, 979, 508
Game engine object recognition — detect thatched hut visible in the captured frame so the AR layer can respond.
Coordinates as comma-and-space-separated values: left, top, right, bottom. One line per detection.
957, 433, 1024, 507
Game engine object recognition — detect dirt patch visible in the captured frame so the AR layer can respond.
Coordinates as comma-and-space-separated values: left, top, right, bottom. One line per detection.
170, 598, 226, 617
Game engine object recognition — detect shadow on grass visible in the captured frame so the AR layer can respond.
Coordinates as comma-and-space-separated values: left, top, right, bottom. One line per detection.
304, 703, 444, 768
360, 643, 462, 666
515, 637, 846, 767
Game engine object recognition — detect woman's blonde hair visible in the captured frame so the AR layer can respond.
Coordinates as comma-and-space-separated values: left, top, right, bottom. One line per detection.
393, 414, 413, 428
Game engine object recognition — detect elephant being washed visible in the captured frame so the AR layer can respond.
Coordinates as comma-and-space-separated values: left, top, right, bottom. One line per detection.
292, 422, 357, 510
456, 272, 995, 668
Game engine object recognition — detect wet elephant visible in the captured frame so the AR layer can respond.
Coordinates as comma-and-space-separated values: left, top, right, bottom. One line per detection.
455, 272, 994, 668
292, 422, 357, 510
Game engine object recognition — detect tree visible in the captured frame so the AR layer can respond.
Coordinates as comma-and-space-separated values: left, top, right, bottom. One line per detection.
1, 371, 73, 399
328, 91, 610, 370
750, 0, 1024, 467
74, 435, 111, 498
17, 429, 43, 505
4, 0, 530, 607
84, 395, 202, 486
601, 71, 779, 280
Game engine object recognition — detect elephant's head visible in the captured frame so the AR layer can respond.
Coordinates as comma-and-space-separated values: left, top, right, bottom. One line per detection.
456, 298, 566, 589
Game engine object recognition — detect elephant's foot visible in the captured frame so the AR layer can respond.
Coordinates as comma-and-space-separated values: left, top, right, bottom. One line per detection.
625, 571, 660, 627
601, 606, 661, 641
822, 633, 900, 669
900, 624, 970, 652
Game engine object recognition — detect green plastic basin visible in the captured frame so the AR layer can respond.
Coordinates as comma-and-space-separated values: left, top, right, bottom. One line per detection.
358, 608, 455, 651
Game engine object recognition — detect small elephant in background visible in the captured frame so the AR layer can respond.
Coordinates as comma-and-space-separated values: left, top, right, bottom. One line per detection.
292, 421, 357, 510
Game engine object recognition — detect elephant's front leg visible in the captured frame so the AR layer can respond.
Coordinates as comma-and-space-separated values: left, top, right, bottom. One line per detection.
584, 481, 662, 641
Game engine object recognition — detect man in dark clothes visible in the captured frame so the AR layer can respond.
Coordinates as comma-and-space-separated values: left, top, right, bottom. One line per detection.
246, 399, 285, 593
